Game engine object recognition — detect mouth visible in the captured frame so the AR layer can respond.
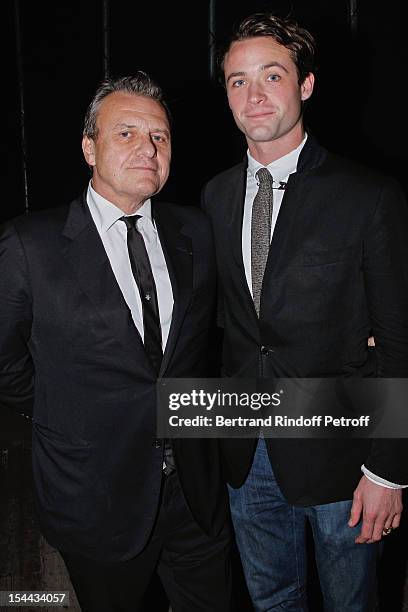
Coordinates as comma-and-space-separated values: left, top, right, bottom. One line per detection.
127, 166, 157, 171
246, 111, 275, 119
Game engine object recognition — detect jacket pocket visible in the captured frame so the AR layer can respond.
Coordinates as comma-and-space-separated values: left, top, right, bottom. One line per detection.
33, 422, 90, 448
303, 245, 357, 266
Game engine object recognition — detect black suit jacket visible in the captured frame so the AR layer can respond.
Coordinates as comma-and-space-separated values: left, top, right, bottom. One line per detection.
0, 194, 227, 562
202, 135, 408, 505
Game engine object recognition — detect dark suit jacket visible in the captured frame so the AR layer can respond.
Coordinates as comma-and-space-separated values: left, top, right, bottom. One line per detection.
202, 135, 408, 505
0, 194, 228, 562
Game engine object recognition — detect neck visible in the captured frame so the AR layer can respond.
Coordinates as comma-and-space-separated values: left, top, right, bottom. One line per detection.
116, 200, 145, 215
91, 180, 146, 215
248, 125, 305, 166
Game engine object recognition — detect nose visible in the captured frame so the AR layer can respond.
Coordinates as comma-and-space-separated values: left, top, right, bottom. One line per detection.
135, 133, 157, 158
248, 81, 265, 104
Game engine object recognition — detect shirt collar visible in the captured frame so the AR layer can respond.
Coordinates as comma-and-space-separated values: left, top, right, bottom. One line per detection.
247, 133, 308, 183
87, 181, 153, 233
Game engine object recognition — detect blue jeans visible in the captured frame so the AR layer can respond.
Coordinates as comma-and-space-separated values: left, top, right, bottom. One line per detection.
228, 439, 379, 611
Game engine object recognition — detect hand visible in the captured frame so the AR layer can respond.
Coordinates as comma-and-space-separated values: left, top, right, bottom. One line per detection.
348, 475, 403, 543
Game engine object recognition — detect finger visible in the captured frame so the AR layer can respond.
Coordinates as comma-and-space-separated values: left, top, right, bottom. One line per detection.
349, 498, 363, 528
354, 516, 375, 544
392, 514, 401, 529
366, 517, 386, 543
382, 512, 396, 533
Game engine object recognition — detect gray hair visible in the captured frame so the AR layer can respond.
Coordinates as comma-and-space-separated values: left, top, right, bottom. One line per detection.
83, 72, 171, 139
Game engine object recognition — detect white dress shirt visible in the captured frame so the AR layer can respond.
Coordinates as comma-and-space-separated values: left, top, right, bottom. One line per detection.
87, 183, 173, 349
242, 135, 307, 294
242, 138, 406, 489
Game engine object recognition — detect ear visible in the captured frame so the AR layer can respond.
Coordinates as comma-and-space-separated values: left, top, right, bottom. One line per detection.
300, 72, 315, 101
82, 136, 96, 167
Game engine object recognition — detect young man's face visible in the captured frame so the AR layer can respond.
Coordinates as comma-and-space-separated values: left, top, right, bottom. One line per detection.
82, 92, 171, 212
224, 37, 314, 151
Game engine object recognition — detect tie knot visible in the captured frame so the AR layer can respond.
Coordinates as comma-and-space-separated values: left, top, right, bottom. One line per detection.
256, 167, 273, 187
121, 215, 141, 230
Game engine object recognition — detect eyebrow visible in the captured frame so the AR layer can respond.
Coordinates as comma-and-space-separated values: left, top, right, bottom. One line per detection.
152, 128, 170, 138
226, 61, 289, 84
113, 123, 170, 138
262, 62, 289, 73
226, 71, 246, 84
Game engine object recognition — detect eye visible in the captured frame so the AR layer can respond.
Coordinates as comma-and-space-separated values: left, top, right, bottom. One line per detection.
152, 134, 169, 144
120, 130, 131, 138
232, 79, 246, 88
267, 74, 281, 82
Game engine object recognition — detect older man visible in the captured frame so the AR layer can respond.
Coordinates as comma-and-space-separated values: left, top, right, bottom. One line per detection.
0, 73, 231, 611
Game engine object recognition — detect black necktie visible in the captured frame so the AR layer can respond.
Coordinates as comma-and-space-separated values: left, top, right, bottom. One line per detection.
121, 215, 163, 374
251, 168, 274, 316
121, 215, 175, 475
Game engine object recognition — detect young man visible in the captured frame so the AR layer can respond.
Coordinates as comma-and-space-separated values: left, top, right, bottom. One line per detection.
202, 13, 408, 611
0, 73, 231, 611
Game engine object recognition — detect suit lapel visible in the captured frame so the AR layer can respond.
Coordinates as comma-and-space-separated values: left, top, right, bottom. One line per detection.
225, 162, 247, 270
153, 203, 193, 376
224, 163, 255, 311
262, 135, 328, 282
61, 195, 146, 354
262, 172, 306, 278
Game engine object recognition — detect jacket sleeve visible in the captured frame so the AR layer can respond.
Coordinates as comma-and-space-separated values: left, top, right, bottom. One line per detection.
201, 183, 224, 329
0, 221, 34, 418
363, 178, 408, 483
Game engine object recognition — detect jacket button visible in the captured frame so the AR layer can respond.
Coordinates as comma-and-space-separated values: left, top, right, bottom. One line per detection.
260, 346, 273, 355
153, 439, 162, 449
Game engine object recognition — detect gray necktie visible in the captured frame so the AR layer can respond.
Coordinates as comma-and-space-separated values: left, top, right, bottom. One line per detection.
251, 168, 273, 316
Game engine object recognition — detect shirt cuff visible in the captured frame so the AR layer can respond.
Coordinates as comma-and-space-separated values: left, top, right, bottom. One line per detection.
361, 465, 408, 489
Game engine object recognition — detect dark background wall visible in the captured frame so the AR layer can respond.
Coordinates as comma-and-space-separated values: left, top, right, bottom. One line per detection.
4, 0, 408, 223
2, 1, 408, 610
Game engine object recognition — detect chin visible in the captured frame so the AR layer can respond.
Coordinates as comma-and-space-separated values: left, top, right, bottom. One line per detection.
247, 128, 278, 142
129, 179, 158, 195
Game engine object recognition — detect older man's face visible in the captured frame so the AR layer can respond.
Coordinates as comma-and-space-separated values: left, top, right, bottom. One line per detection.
82, 92, 171, 213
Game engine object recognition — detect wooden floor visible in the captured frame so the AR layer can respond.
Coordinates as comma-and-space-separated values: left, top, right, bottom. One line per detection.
1, 413, 407, 612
